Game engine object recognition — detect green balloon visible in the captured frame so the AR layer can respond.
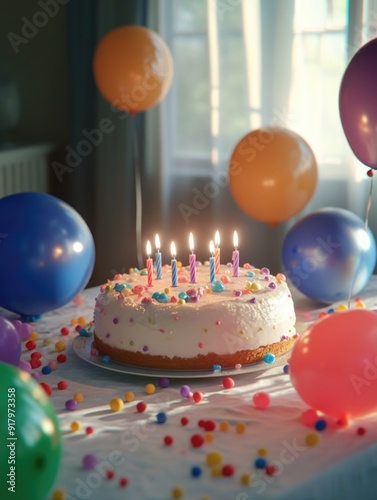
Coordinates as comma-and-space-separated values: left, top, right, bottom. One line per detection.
0, 362, 62, 500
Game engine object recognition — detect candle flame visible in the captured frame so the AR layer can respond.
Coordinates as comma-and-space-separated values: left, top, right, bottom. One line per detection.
155, 234, 160, 250
171, 241, 176, 258
189, 232, 194, 252
233, 231, 238, 249
146, 240, 152, 257
209, 240, 215, 255
215, 230, 220, 246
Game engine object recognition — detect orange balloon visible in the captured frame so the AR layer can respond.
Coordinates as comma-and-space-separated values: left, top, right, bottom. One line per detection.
228, 127, 318, 225
93, 25, 173, 113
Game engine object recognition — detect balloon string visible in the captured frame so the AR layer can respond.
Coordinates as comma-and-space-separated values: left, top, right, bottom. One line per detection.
347, 172, 374, 309
131, 115, 144, 270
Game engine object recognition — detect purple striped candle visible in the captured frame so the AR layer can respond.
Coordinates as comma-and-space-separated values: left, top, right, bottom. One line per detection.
232, 231, 239, 277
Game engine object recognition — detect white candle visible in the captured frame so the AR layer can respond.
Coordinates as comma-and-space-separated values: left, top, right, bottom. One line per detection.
146, 240, 153, 287
214, 230, 220, 274
189, 232, 196, 284
155, 234, 162, 279
232, 231, 239, 277
171, 241, 178, 287
209, 240, 216, 283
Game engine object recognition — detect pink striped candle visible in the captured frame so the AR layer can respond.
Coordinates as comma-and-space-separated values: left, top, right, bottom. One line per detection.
189, 232, 196, 283
214, 230, 220, 274
146, 240, 153, 287
232, 231, 239, 277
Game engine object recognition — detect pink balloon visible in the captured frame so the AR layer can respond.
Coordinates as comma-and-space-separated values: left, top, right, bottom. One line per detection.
290, 309, 377, 419
339, 38, 377, 168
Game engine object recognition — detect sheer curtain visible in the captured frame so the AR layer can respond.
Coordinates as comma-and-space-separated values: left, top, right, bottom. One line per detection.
153, 0, 377, 271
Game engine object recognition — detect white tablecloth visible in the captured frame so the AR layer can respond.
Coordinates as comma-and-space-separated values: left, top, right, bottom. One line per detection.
3, 278, 377, 500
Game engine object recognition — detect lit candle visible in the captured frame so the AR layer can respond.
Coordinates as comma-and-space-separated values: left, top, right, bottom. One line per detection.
232, 231, 239, 277
155, 234, 162, 279
146, 240, 153, 287
189, 232, 196, 284
171, 241, 178, 287
209, 240, 216, 283
214, 230, 220, 274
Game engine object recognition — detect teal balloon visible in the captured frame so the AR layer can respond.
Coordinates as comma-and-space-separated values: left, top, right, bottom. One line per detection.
0, 192, 95, 317
282, 207, 377, 304
0, 362, 62, 500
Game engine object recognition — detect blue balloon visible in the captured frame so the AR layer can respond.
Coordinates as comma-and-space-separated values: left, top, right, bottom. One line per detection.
0, 192, 95, 316
281, 207, 376, 304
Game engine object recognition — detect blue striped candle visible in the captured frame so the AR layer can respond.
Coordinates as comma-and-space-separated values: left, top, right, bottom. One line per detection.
209, 240, 216, 283
155, 234, 162, 279
171, 241, 178, 287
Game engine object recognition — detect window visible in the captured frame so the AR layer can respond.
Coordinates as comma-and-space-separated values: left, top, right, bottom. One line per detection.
161, 0, 377, 178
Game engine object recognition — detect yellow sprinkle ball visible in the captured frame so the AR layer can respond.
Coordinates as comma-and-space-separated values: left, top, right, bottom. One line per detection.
164, 288, 170, 294
206, 288, 212, 293
70, 421, 82, 432
145, 383, 156, 394
253, 268, 260, 274
336, 304, 348, 311
211, 466, 222, 477
239, 330, 245, 336
172, 486, 184, 499
250, 282, 262, 292
240, 473, 252, 486
177, 261, 182, 268
27, 330, 39, 342
125, 391, 135, 402
206, 452, 222, 467
235, 422, 246, 434
204, 432, 214, 442
178, 299, 186, 305
55, 340, 67, 352
305, 432, 320, 446
52, 489, 66, 500
70, 317, 78, 325
356, 300, 366, 308
276, 272, 286, 282
43, 338, 52, 347
77, 316, 87, 325
129, 268, 134, 274
257, 447, 268, 457
219, 420, 230, 432
73, 393, 84, 403
110, 398, 124, 412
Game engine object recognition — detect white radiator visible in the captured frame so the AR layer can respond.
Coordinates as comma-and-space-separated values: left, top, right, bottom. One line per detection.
0, 143, 54, 198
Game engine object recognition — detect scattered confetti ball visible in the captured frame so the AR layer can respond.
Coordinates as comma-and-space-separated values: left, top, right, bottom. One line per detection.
106, 470, 115, 480
204, 420, 216, 431
240, 473, 252, 486
206, 451, 222, 467
180, 385, 191, 398
136, 401, 147, 413
235, 422, 246, 434
82, 453, 98, 470
159, 377, 170, 388
222, 377, 235, 389
164, 435, 174, 446
145, 383, 156, 394
191, 434, 205, 448
283, 364, 289, 374
219, 421, 230, 432
265, 464, 277, 476
57, 354, 67, 363
85, 426, 94, 435
305, 432, 320, 446
191, 465, 202, 477
193, 391, 204, 403
180, 416, 189, 426
31, 351, 42, 359
30, 358, 42, 369
39, 382, 52, 396
48, 361, 58, 371
57, 381, 68, 391
253, 392, 270, 409
156, 412, 167, 424
314, 419, 327, 431
65, 399, 78, 411
263, 353, 275, 364
300, 408, 319, 427
52, 489, 66, 500
204, 432, 214, 443
110, 398, 124, 412
43, 338, 51, 347
125, 391, 135, 402
60, 327, 70, 336
102, 355, 111, 363
25, 340, 36, 351
73, 392, 84, 403
41, 365, 52, 375
222, 464, 235, 477
211, 466, 222, 477
357, 427, 366, 436
119, 477, 129, 487
257, 448, 268, 457
172, 487, 184, 499
28, 330, 39, 341
55, 340, 67, 352
254, 457, 267, 469
70, 421, 82, 432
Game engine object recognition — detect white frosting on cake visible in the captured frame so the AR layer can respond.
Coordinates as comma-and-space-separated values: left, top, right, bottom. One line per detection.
93, 264, 296, 360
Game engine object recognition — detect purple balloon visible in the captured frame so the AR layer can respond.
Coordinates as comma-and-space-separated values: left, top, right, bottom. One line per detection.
339, 38, 377, 168
0, 316, 21, 366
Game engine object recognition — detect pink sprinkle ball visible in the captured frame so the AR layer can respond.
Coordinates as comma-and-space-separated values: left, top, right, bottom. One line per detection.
73, 295, 84, 305
65, 399, 78, 411
193, 391, 204, 403
253, 392, 270, 409
222, 377, 235, 389
357, 427, 366, 436
300, 408, 319, 427
82, 453, 98, 470
48, 361, 58, 371
180, 385, 191, 398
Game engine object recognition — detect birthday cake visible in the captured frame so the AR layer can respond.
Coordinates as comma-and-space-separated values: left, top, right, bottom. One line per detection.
93, 262, 297, 370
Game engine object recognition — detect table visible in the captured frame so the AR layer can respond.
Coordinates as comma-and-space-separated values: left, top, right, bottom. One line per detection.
3, 278, 377, 500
